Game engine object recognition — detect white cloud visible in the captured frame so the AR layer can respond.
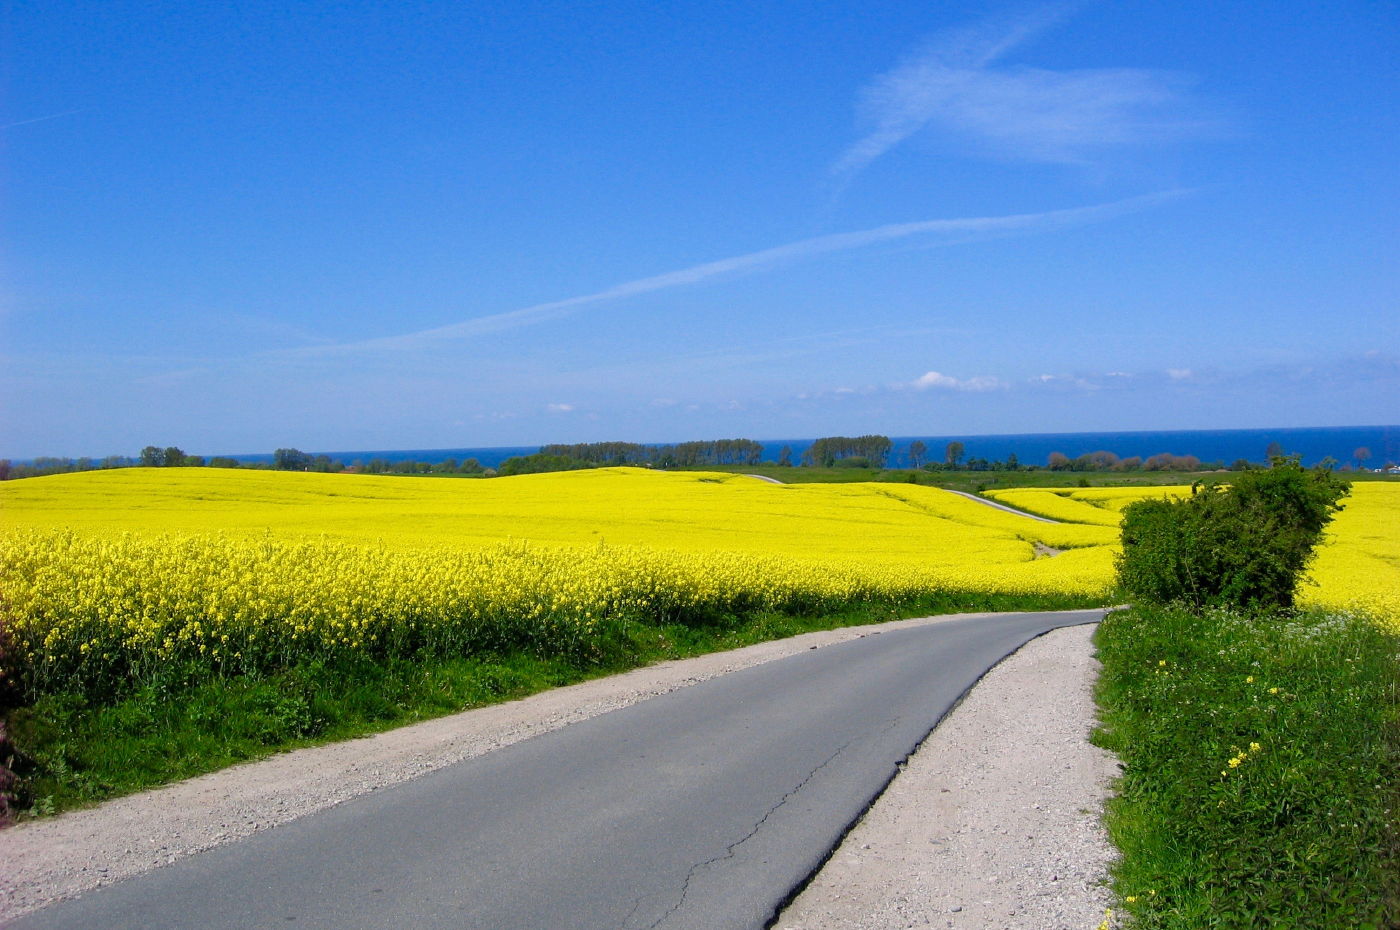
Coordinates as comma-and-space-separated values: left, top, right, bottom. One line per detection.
545, 403, 575, 413
834, 8, 1221, 181
912, 370, 1007, 392
1167, 368, 1193, 380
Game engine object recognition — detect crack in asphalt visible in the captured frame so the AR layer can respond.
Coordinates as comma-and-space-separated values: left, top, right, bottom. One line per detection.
637, 742, 851, 930
637, 716, 903, 930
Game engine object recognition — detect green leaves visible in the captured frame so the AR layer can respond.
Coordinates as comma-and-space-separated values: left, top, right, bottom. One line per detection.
1116, 457, 1349, 611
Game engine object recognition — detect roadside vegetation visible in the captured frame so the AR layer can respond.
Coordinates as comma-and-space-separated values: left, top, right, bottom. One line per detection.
2, 591, 1082, 819
1095, 459, 1400, 928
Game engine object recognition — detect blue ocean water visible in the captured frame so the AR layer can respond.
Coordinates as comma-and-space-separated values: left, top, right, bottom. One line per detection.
226, 425, 1399, 470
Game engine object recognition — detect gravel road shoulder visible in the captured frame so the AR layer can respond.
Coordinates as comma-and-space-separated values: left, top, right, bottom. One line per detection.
0, 611, 1115, 924
773, 622, 1117, 929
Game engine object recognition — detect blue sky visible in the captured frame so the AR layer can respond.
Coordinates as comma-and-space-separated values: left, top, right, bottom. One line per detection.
3, 0, 1397, 458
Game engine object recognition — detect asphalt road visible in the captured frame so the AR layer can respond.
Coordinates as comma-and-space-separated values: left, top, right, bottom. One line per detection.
11, 609, 1103, 930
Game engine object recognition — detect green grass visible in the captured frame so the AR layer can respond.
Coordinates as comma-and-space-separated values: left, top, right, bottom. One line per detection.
4, 589, 1098, 820
1093, 604, 1400, 928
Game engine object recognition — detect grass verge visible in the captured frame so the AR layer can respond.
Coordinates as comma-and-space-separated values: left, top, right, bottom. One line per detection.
1093, 604, 1400, 928
4, 590, 1097, 820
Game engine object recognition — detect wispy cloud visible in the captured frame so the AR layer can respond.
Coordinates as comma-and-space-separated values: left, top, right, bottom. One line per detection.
833, 6, 1222, 182
911, 370, 1007, 392
284, 189, 1187, 360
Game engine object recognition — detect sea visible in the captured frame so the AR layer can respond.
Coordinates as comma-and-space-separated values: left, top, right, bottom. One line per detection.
225, 425, 1399, 471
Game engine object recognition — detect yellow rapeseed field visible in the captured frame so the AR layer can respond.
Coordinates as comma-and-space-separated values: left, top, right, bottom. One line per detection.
1, 468, 1112, 700
984, 488, 1127, 526
2, 468, 1394, 701
1300, 482, 1400, 625
0, 466, 1110, 565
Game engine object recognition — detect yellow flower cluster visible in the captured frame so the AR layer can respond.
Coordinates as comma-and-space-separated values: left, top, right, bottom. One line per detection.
3, 530, 1002, 693
1221, 742, 1263, 776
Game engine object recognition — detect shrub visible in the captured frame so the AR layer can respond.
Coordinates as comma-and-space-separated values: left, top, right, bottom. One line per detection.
1116, 457, 1348, 610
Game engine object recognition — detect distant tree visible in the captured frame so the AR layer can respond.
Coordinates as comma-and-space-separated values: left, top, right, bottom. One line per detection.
1230, 459, 1253, 472
1086, 450, 1120, 470
162, 446, 186, 467
945, 441, 965, 468
209, 457, 240, 469
139, 446, 165, 467
1005, 452, 1020, 471
908, 441, 927, 469
0, 460, 9, 481
1354, 447, 1372, 470
1266, 441, 1285, 460
777, 445, 793, 467
1142, 452, 1200, 472
273, 448, 312, 471
1047, 451, 1070, 471
1318, 456, 1339, 472
458, 458, 484, 474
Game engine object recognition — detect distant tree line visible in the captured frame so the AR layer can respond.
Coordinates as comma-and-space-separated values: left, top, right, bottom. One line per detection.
501, 439, 766, 475
2, 437, 1390, 481
356, 456, 485, 476
0, 444, 493, 481
801, 435, 893, 468
536, 439, 765, 467
0, 455, 135, 481
1042, 450, 1208, 472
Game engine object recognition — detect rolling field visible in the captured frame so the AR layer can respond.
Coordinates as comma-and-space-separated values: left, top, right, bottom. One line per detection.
2, 469, 1395, 708
1, 468, 1115, 705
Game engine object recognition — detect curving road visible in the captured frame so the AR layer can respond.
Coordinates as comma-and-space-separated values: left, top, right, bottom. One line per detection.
10, 609, 1103, 930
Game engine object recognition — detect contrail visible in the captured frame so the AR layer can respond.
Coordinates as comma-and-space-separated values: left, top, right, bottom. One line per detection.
1, 109, 84, 131
284, 189, 1190, 359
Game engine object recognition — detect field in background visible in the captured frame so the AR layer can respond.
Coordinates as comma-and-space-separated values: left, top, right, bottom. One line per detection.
1, 468, 1117, 705
0, 466, 1116, 579
5, 469, 1394, 701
